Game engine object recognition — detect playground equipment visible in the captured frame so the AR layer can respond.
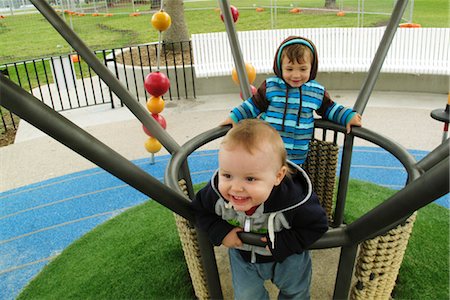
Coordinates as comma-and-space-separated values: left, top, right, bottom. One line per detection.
143, 5, 171, 163
0, 0, 448, 299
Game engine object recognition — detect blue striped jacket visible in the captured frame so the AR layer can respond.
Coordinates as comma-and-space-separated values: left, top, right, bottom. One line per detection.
230, 76, 356, 164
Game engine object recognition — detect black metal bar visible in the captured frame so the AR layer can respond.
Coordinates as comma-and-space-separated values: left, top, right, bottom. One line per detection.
13, 63, 23, 89
162, 43, 173, 101
129, 46, 140, 101
353, 0, 409, 115
171, 44, 180, 100
195, 229, 224, 300
120, 48, 130, 91
138, 46, 146, 102
333, 245, 358, 300
0, 73, 194, 221
49, 57, 65, 110
23, 60, 33, 94
59, 55, 73, 109
0, 106, 8, 132
87, 61, 97, 106
180, 41, 188, 99
70, 54, 82, 107
76, 54, 87, 107
188, 40, 196, 99
99, 50, 107, 105
32, 59, 44, 100
42, 58, 56, 110
333, 134, 354, 227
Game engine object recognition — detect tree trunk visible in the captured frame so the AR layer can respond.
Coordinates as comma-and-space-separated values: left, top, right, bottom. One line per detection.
325, 0, 337, 9
162, 0, 190, 50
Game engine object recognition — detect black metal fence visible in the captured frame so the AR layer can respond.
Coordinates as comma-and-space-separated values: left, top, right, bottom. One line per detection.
0, 40, 195, 133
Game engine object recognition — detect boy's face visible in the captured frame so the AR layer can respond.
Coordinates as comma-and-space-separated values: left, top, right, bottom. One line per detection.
218, 143, 287, 212
281, 51, 312, 88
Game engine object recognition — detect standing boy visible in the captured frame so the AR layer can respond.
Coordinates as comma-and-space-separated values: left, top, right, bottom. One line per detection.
192, 119, 328, 299
223, 36, 362, 165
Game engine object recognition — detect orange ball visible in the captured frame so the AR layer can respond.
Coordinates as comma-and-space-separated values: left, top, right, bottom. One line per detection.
146, 96, 165, 114
231, 63, 256, 85
151, 10, 171, 31
144, 137, 162, 153
336, 11, 345, 17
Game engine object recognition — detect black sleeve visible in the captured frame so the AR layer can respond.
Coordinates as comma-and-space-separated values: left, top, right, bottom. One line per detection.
268, 192, 328, 262
191, 183, 235, 246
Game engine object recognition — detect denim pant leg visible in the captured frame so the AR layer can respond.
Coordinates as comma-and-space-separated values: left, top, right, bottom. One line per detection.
229, 248, 271, 300
272, 251, 312, 300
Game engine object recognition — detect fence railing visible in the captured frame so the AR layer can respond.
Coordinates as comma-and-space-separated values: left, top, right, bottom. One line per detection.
0, 40, 195, 133
192, 27, 450, 78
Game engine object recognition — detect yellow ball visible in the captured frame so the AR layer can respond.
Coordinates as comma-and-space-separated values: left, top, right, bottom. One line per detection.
231, 63, 256, 85
146, 96, 165, 114
144, 137, 162, 153
151, 10, 171, 31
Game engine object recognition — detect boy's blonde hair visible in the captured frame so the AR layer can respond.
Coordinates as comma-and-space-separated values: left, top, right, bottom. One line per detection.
221, 119, 287, 168
281, 43, 313, 65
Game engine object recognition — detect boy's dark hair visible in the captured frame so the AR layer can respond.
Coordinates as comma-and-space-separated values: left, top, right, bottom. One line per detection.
281, 44, 313, 65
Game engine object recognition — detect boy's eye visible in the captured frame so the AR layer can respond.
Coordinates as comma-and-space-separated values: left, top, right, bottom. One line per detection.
246, 177, 255, 182
221, 173, 231, 179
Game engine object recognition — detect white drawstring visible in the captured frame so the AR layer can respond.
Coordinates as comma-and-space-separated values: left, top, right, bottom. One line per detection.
268, 213, 276, 249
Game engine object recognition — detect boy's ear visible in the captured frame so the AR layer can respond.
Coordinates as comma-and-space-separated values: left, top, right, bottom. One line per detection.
274, 166, 288, 186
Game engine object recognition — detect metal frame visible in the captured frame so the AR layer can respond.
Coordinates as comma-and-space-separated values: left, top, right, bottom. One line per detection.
0, 0, 449, 299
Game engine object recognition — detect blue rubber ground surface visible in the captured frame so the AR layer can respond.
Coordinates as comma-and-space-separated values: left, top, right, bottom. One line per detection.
0, 147, 448, 299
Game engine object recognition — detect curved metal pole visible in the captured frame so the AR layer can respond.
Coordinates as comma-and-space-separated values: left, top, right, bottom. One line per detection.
353, 0, 409, 114
0, 73, 194, 221
29, 0, 180, 154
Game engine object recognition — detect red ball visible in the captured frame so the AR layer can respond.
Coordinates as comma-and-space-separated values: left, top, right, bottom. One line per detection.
240, 85, 257, 100
220, 5, 239, 23
144, 72, 170, 97
142, 114, 167, 137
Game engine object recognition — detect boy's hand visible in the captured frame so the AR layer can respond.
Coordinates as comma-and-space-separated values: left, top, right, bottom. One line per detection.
346, 113, 362, 134
220, 116, 236, 127
222, 227, 243, 248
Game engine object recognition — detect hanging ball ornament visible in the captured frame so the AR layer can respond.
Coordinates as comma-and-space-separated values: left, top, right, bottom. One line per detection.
232, 63, 256, 85
144, 72, 170, 97
146, 96, 165, 114
144, 137, 162, 153
142, 114, 167, 137
151, 10, 171, 31
220, 5, 239, 23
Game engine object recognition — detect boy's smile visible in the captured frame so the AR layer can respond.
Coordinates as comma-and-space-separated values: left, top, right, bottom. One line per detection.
218, 144, 287, 212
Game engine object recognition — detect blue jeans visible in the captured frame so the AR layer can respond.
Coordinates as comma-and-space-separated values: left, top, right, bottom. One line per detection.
229, 248, 312, 300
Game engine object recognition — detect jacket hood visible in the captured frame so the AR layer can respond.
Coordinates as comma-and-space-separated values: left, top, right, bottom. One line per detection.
210, 161, 312, 213
273, 36, 319, 82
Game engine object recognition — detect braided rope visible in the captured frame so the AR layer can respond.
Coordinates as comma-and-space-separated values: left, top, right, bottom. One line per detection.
351, 213, 417, 300
304, 139, 339, 221
173, 179, 210, 300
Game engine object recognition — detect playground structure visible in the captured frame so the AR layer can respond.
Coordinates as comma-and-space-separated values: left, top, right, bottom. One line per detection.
0, 0, 448, 299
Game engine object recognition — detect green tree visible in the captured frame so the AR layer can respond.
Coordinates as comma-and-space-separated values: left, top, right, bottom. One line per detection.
162, 0, 189, 47
325, 0, 337, 8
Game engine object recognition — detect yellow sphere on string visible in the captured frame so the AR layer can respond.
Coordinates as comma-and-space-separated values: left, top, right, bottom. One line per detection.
146, 96, 165, 114
151, 10, 171, 31
144, 137, 162, 153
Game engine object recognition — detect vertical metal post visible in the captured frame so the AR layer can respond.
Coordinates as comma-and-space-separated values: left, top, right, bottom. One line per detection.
333, 245, 359, 300
217, 0, 252, 100
353, 0, 409, 115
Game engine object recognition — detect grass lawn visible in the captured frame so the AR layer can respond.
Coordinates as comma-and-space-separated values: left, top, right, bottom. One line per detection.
17, 180, 449, 300
0, 0, 447, 63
